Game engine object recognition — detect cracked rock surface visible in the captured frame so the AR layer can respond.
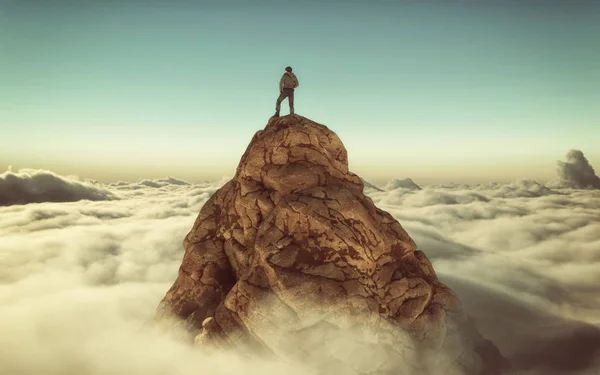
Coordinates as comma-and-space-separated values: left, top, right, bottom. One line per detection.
155, 115, 510, 375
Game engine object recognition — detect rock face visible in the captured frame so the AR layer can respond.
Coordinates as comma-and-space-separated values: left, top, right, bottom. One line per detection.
155, 115, 509, 374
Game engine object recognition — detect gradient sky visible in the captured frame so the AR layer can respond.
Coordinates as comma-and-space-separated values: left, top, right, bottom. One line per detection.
1, 0, 599, 185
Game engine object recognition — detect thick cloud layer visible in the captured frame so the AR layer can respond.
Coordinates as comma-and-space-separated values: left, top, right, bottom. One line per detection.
554, 149, 600, 189
1, 170, 599, 375
368, 182, 600, 374
0, 169, 117, 206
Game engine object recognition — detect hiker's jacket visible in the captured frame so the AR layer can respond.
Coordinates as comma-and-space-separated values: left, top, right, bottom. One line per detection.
280, 72, 299, 91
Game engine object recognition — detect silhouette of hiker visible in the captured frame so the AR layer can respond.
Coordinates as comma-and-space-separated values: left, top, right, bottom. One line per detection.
274, 66, 299, 117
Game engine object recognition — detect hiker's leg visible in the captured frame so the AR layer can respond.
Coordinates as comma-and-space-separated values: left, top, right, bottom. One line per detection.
288, 89, 294, 115
275, 91, 286, 114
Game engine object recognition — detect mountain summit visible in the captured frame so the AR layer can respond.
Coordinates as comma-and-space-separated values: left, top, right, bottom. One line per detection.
155, 115, 509, 374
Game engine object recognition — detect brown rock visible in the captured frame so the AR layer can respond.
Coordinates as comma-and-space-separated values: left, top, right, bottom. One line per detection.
155, 115, 510, 374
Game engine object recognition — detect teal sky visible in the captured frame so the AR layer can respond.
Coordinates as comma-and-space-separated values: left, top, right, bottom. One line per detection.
1, 0, 599, 185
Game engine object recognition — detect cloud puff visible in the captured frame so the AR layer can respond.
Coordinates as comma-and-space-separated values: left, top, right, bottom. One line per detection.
554, 149, 600, 189
2, 170, 600, 375
0, 169, 117, 206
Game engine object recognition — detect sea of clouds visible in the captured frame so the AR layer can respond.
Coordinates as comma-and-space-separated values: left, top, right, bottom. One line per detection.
1, 150, 599, 375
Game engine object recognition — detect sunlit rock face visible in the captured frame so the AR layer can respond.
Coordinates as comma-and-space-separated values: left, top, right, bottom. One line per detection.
155, 115, 510, 375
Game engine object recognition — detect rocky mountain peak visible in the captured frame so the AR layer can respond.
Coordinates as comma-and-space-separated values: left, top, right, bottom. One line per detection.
155, 115, 509, 374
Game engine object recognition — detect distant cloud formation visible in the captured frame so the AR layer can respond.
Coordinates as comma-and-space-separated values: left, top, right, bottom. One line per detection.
360, 178, 383, 192
1, 168, 599, 375
555, 149, 600, 189
476, 179, 560, 198
0, 169, 117, 206
384, 177, 421, 191
136, 177, 191, 188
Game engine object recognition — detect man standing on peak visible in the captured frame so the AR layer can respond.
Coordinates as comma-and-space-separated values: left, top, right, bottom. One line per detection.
274, 66, 299, 117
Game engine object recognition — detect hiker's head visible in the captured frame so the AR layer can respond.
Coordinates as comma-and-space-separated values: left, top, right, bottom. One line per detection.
285, 66, 293, 72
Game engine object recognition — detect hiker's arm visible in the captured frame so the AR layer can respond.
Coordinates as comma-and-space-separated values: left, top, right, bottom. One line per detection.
279, 76, 284, 92
294, 75, 299, 88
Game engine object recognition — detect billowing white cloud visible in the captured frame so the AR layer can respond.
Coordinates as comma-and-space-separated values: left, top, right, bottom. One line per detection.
2, 170, 600, 375
0, 169, 117, 206
552, 149, 600, 189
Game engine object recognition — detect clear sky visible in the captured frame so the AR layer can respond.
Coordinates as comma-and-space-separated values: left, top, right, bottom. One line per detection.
1, 0, 599, 185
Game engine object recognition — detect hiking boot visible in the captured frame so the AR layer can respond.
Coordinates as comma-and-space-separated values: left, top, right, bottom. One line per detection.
273, 112, 280, 117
